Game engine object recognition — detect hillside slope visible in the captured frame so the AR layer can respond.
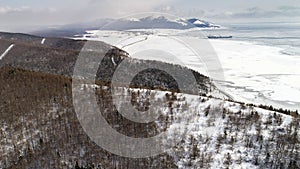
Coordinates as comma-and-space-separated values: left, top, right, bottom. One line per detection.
0, 67, 299, 168
0, 32, 299, 168
0, 32, 221, 97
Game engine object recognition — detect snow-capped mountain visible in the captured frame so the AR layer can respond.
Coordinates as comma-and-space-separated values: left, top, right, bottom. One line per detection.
100, 16, 221, 30
187, 18, 220, 28
100, 16, 191, 30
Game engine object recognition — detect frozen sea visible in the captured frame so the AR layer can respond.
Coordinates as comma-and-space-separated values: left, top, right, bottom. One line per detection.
77, 22, 300, 111
203, 22, 300, 111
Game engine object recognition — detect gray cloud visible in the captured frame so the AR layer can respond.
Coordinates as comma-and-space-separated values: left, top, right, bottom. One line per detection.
0, 7, 63, 32
0, 6, 31, 14
0, 0, 176, 32
84, 0, 176, 17
0, 0, 299, 32
212, 6, 300, 19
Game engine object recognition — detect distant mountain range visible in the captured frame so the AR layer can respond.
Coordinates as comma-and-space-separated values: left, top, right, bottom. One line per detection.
96, 16, 220, 30
33, 16, 220, 37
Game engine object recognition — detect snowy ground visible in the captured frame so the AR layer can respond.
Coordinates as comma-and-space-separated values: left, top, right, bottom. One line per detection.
76, 29, 300, 111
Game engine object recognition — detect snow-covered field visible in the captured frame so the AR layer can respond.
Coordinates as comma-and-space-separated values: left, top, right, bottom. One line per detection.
76, 29, 300, 111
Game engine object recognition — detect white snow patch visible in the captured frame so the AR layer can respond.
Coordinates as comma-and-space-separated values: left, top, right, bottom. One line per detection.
0, 44, 14, 60
126, 18, 140, 22
193, 20, 206, 25
111, 56, 117, 66
41, 38, 46, 44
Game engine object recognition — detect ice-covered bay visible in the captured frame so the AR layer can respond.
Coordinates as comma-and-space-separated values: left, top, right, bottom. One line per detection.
77, 29, 300, 111
210, 39, 300, 110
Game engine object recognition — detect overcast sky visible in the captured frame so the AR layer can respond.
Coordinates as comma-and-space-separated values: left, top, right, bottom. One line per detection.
0, 0, 300, 32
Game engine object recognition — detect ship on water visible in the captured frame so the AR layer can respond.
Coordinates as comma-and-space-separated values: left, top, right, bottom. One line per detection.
207, 35, 233, 39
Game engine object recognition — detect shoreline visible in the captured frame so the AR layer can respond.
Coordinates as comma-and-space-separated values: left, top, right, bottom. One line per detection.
78, 29, 300, 111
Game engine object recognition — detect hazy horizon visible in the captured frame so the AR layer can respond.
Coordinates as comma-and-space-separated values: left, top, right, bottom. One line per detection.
0, 0, 300, 32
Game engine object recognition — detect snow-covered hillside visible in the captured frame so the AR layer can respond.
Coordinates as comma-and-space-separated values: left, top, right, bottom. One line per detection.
154, 90, 299, 168
0, 32, 299, 168
90, 85, 300, 168
1, 78, 299, 168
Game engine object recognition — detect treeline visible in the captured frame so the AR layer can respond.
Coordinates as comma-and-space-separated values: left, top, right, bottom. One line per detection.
256, 104, 298, 117
224, 100, 299, 118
